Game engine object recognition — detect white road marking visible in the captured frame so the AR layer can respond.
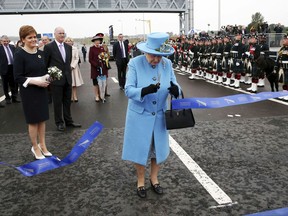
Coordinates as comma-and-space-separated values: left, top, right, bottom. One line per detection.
111, 77, 119, 83
169, 135, 234, 206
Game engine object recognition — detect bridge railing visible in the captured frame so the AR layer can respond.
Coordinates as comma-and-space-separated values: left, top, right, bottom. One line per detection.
0, 0, 187, 14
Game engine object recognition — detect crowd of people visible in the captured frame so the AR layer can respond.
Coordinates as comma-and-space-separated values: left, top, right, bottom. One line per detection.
0, 26, 184, 199
169, 28, 288, 100
1, 21, 288, 199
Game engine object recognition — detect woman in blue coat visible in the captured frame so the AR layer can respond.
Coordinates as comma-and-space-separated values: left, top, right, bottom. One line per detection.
122, 32, 181, 198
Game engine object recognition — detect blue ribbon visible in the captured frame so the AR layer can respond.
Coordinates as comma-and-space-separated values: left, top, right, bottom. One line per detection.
245, 207, 288, 216
0, 121, 103, 177
172, 92, 288, 110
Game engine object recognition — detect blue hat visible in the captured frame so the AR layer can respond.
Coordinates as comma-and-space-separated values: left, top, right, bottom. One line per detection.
136, 32, 174, 56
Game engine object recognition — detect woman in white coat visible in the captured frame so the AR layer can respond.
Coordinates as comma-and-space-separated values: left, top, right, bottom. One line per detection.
64, 37, 84, 102
122, 32, 181, 198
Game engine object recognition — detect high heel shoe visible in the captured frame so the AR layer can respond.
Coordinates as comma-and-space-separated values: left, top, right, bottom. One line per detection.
31, 147, 45, 160
38, 144, 52, 157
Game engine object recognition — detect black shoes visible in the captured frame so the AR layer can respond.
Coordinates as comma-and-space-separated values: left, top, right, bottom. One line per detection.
137, 186, 147, 198
57, 122, 81, 131
136, 181, 163, 198
66, 122, 81, 128
12, 98, 21, 103
57, 123, 65, 131
0, 102, 5, 108
150, 180, 163, 195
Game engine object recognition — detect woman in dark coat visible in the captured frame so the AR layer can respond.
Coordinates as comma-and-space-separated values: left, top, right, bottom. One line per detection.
89, 33, 109, 102
13, 25, 52, 160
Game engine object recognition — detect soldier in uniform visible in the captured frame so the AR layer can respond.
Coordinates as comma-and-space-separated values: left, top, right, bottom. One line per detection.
257, 33, 270, 87
174, 37, 181, 70
215, 36, 224, 83
246, 34, 261, 92
276, 34, 288, 100
240, 35, 249, 84
203, 38, 212, 80
221, 35, 232, 84
209, 37, 218, 81
224, 32, 245, 88
197, 37, 206, 77
188, 37, 200, 80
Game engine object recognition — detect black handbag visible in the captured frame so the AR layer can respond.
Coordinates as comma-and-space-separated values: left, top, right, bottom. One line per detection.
165, 91, 195, 130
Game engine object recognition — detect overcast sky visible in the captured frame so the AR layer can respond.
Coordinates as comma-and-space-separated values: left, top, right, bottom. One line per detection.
0, 0, 287, 39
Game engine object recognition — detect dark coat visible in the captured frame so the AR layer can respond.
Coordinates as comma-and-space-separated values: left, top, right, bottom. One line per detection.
89, 45, 109, 79
112, 41, 129, 65
44, 41, 72, 86
0, 44, 16, 75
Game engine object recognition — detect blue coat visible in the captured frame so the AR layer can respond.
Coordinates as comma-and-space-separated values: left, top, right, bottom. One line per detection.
122, 55, 180, 166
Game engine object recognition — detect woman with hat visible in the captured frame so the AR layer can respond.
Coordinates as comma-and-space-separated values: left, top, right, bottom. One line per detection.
122, 32, 181, 198
89, 33, 109, 102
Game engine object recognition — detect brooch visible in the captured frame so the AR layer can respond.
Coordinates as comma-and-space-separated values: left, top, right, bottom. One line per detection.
38, 55, 41, 58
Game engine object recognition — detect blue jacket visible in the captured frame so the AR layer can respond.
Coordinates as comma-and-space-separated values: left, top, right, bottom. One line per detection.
122, 55, 180, 165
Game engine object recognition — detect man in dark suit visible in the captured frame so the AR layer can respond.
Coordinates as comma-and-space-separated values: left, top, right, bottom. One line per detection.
113, 33, 129, 90
81, 44, 87, 62
0, 35, 20, 104
44, 27, 81, 131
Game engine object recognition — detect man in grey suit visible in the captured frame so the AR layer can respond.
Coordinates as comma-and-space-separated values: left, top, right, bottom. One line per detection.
44, 27, 81, 131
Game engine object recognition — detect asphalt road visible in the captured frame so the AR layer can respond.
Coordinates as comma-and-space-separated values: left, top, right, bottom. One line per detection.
0, 59, 288, 216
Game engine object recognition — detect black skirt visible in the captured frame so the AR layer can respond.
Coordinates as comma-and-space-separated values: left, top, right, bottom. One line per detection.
20, 85, 49, 124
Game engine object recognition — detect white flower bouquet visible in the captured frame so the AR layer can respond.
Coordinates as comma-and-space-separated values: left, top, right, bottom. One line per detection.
47, 66, 62, 81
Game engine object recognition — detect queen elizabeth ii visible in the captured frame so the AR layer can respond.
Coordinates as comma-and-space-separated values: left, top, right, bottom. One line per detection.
122, 32, 181, 198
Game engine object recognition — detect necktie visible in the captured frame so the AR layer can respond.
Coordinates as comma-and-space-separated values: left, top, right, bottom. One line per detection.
120, 42, 125, 58
5, 46, 13, 65
59, 44, 66, 62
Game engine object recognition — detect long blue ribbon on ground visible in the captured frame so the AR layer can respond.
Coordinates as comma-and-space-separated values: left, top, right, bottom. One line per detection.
172, 91, 288, 110
0, 121, 103, 177
245, 207, 288, 216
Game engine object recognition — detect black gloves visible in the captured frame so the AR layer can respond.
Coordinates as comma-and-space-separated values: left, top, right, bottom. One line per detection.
168, 81, 179, 98
141, 84, 160, 97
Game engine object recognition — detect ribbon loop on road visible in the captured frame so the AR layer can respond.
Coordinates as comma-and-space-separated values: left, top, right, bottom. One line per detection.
172, 92, 288, 110
0, 121, 103, 177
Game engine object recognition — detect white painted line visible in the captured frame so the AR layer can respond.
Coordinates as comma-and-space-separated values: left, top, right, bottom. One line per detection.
0, 92, 11, 102
111, 77, 119, 83
169, 135, 233, 205
0, 95, 5, 102
177, 72, 187, 76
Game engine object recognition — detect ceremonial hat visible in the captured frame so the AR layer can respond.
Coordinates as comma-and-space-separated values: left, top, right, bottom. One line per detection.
91, 33, 104, 42
136, 32, 174, 56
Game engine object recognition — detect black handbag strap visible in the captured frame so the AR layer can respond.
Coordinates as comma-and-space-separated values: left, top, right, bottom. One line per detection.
169, 90, 185, 116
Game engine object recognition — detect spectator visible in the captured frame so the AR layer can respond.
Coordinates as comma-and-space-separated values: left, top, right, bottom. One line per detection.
81, 44, 87, 62
0, 35, 20, 104
44, 26, 81, 131
274, 23, 283, 46
113, 33, 129, 90
13, 25, 52, 159
64, 37, 84, 102
89, 33, 109, 102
